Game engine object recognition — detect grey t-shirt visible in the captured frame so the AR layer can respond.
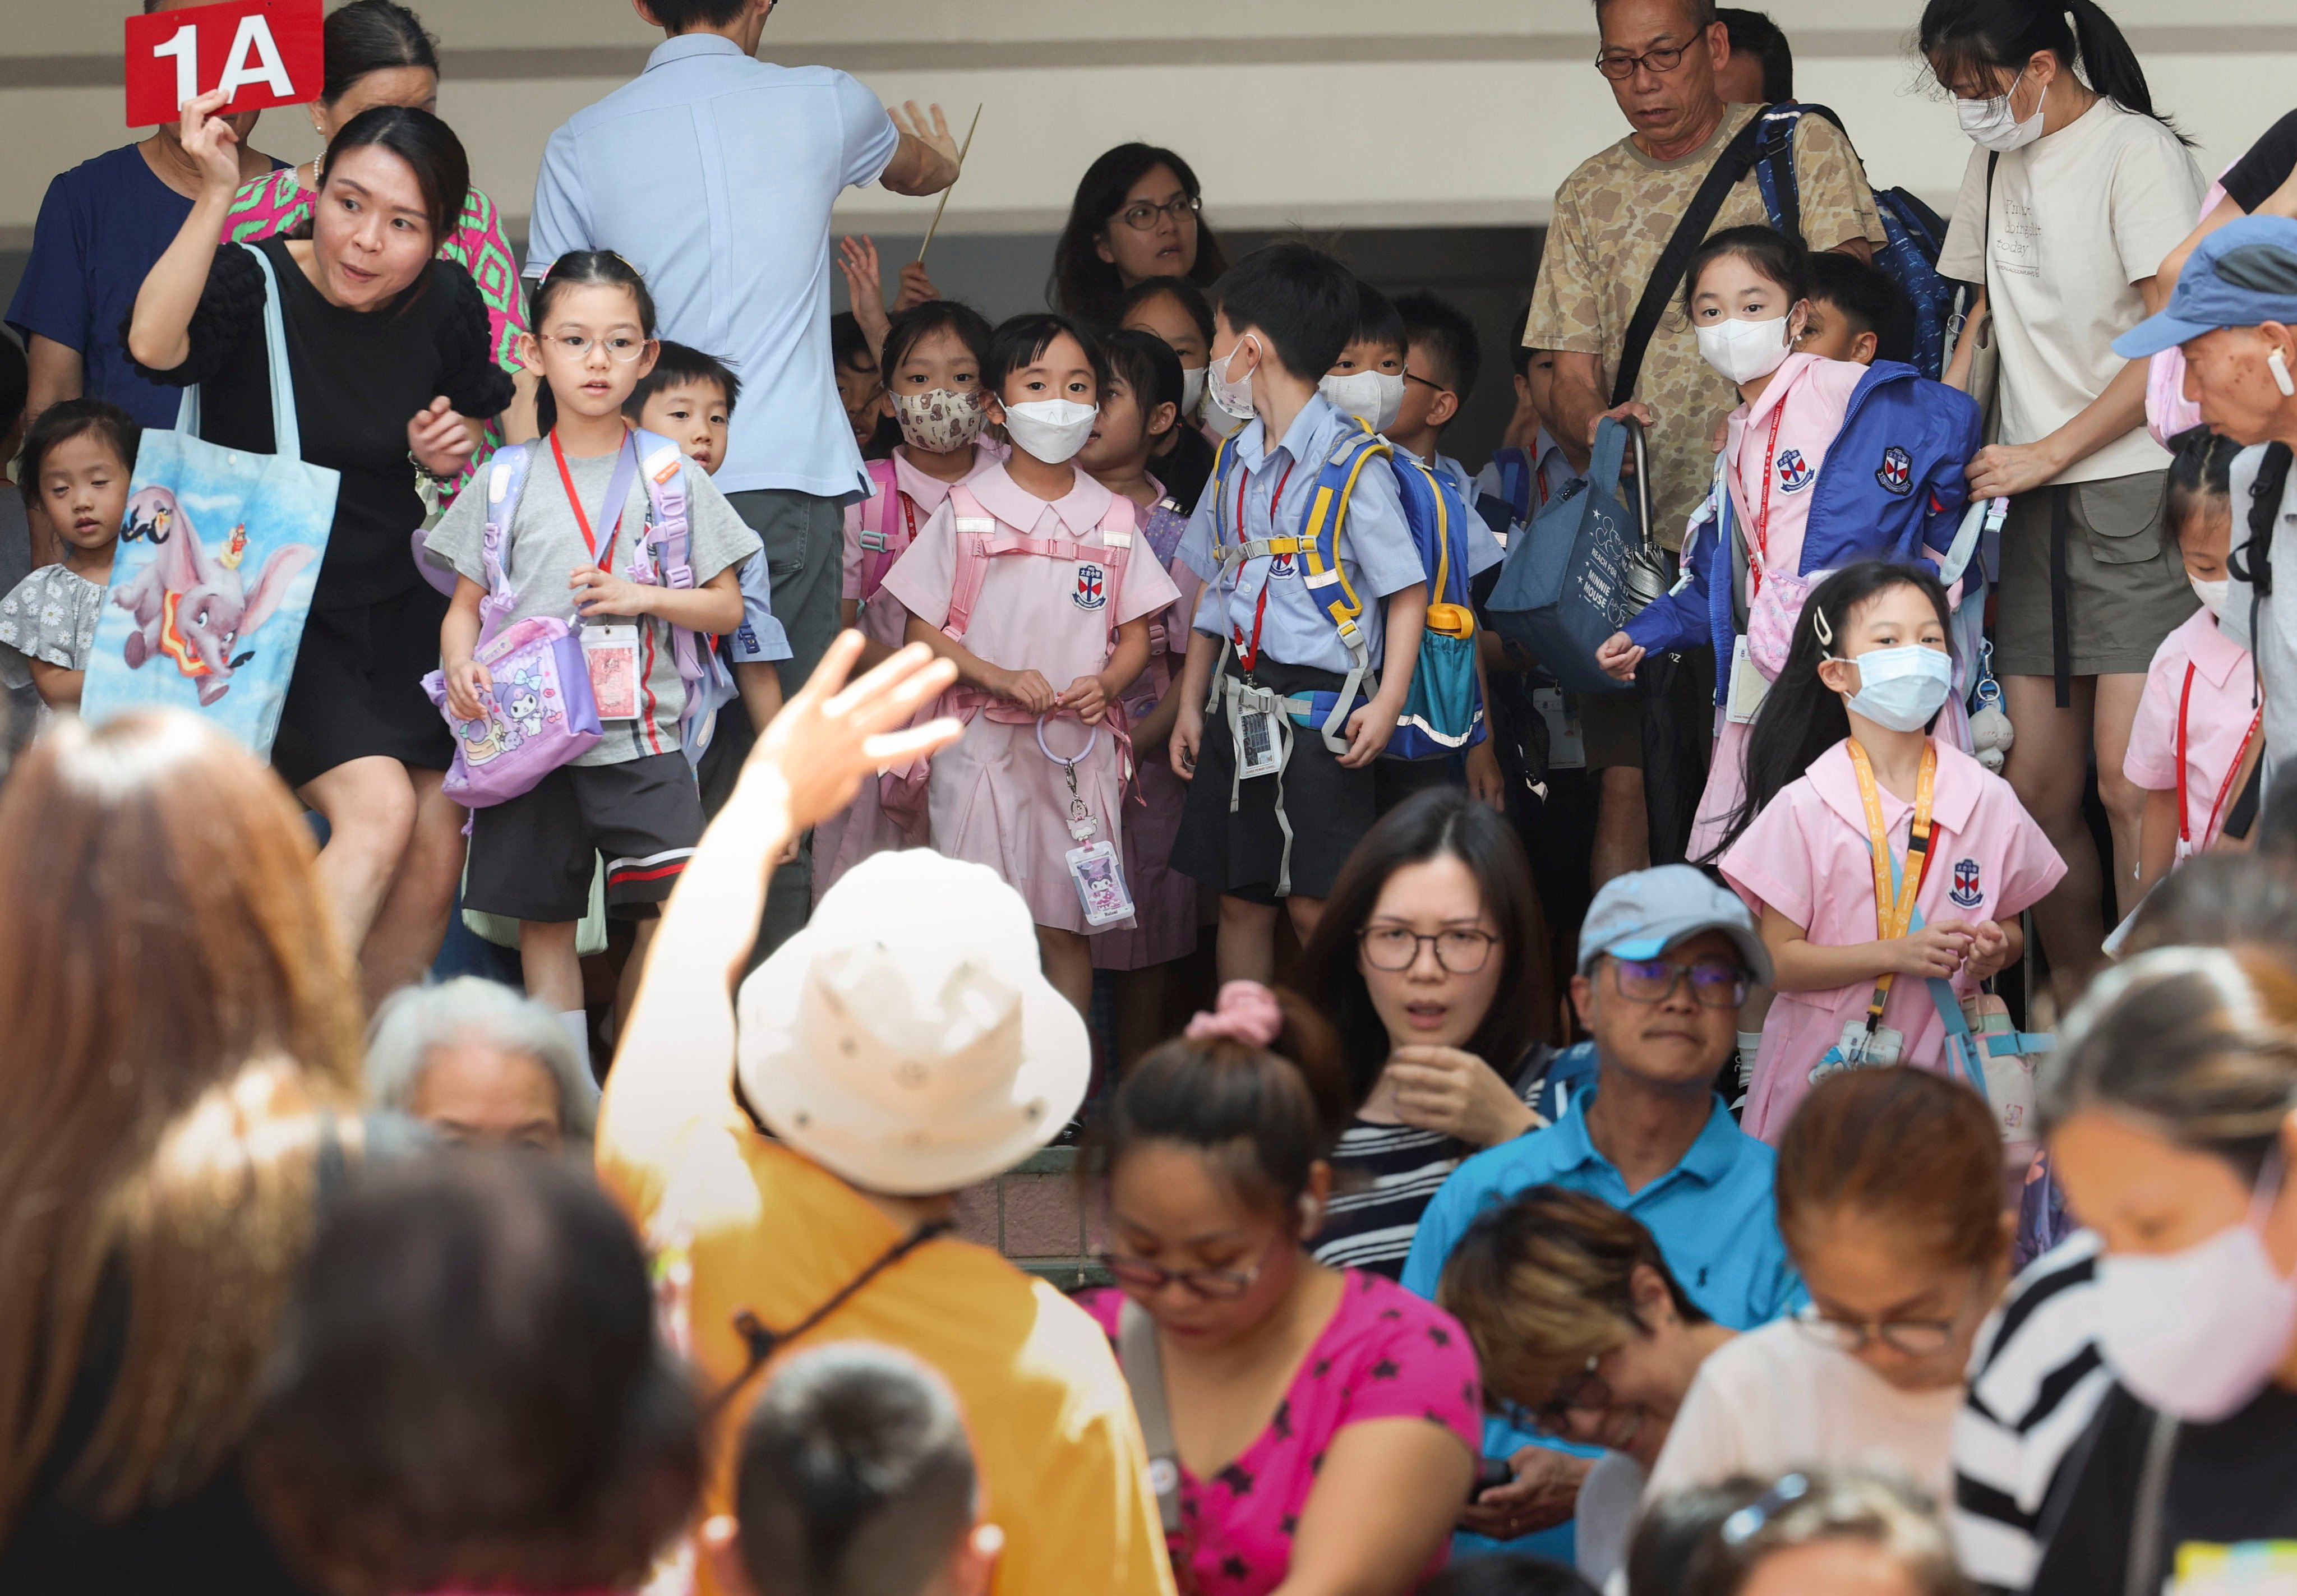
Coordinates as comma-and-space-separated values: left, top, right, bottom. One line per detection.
426, 441, 761, 766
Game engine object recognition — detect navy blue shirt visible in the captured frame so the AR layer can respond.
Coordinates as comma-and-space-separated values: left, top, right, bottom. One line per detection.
10, 145, 200, 428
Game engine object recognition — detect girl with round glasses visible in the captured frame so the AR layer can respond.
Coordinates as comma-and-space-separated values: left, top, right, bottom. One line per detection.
1644, 1066, 2012, 1513
1081, 980, 1482, 1596
1297, 787, 1563, 1281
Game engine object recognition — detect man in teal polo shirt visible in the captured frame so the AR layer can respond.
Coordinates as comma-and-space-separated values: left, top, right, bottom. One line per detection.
1402, 864, 1802, 1554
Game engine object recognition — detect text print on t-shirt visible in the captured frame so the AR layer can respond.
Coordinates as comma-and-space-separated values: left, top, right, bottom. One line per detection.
1995, 192, 2041, 279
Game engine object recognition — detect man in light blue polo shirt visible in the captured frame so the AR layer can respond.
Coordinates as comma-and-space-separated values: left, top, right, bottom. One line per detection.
527, 0, 958, 945
1402, 864, 1801, 1557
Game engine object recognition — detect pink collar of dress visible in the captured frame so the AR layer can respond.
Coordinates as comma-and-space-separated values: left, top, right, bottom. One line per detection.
966, 461, 1118, 540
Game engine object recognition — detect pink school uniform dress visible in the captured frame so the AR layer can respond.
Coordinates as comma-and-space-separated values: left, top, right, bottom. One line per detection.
1081, 1271, 1482, 1596
880, 463, 1180, 934
1690, 352, 1868, 862
1719, 738, 2066, 1143
813, 441, 1005, 903
1094, 483, 1202, 970
2124, 606, 2261, 860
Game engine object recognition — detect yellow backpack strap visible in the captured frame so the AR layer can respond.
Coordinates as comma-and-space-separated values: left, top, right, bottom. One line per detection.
1297, 428, 1389, 640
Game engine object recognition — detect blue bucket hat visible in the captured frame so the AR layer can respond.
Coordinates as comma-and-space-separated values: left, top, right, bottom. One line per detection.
2114, 214, 2297, 359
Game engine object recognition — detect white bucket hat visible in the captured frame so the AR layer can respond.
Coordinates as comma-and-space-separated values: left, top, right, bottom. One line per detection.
734, 850, 1090, 1196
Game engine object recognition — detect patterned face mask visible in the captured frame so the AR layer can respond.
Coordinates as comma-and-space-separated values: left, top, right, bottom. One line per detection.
890, 388, 986, 453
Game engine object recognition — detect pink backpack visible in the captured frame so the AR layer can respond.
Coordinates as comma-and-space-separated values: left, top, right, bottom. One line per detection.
879, 486, 1138, 824
852, 457, 911, 602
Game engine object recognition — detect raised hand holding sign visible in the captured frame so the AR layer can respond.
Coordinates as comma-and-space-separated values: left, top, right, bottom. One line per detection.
123, 0, 322, 127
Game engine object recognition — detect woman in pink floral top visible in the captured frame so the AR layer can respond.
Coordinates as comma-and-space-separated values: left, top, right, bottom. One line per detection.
1082, 981, 1481, 1596
219, 0, 528, 473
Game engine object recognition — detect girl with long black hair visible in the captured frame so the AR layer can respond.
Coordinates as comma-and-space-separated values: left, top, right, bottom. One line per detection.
1714, 562, 2063, 1142
1926, 0, 2206, 1009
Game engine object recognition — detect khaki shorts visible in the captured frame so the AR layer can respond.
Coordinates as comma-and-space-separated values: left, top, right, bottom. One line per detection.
1992, 472, 2197, 681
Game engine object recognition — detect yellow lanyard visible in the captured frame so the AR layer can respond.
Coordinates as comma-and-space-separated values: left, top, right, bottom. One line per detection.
1847, 739, 1938, 1030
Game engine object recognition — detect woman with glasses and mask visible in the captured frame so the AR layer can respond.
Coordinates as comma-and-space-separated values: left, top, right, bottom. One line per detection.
2022, 947, 2297, 1596
1081, 979, 1483, 1596
1644, 1065, 2012, 1512
1295, 787, 1564, 1281
1049, 144, 1230, 330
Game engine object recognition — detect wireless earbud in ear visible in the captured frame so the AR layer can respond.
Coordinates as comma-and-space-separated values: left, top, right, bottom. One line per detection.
2271, 347, 2296, 399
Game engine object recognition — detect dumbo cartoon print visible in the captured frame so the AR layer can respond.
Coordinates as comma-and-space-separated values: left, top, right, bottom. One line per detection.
110, 487, 317, 707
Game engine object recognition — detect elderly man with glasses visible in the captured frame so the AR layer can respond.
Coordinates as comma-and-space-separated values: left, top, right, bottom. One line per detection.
1399, 865, 1806, 1558
1525, 0, 1885, 889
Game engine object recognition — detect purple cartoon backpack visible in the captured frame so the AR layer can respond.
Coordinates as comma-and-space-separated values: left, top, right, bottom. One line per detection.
422, 441, 605, 807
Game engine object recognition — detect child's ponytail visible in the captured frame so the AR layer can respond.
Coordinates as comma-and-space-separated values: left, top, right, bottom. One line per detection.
1702, 561, 1953, 865
1918, 0, 2186, 142
526, 251, 661, 437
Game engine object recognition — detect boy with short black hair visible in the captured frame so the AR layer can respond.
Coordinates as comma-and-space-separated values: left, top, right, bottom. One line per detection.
625, 340, 792, 813
1320, 278, 1409, 436
1390, 291, 1486, 500
1800, 250, 1898, 367
704, 1344, 1002, 1596
1170, 242, 1429, 975
1474, 308, 1583, 534
1716, 8, 1794, 104
831, 311, 886, 454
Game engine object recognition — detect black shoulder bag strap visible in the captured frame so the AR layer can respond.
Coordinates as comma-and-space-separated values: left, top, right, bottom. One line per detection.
1609, 110, 1773, 409
2233, 442, 2293, 711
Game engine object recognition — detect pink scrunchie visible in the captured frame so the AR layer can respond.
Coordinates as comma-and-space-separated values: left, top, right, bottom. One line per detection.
1184, 980, 1284, 1048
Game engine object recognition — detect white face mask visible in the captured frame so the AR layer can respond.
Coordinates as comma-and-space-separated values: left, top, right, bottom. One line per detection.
2095, 1154, 2297, 1422
1318, 370, 1405, 435
1180, 365, 1208, 421
1835, 643, 1955, 732
1000, 398, 1098, 465
1206, 338, 1260, 422
2192, 574, 2230, 617
1957, 66, 2047, 153
1696, 313, 1797, 386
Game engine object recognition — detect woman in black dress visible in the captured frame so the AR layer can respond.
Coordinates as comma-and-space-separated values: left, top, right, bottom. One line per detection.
128, 89, 512, 1004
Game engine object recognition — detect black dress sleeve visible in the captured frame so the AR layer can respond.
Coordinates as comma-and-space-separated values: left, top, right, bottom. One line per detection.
431, 261, 516, 420
123, 243, 266, 389
2223, 109, 2297, 215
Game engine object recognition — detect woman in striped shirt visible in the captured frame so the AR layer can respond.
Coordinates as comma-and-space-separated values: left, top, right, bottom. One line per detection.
1297, 787, 1578, 1279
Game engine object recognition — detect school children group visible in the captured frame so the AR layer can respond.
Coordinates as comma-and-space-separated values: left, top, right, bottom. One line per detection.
0, 210, 2262, 1115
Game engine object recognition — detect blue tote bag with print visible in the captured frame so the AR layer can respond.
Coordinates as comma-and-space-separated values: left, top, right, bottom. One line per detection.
82, 245, 338, 759
1483, 416, 1650, 695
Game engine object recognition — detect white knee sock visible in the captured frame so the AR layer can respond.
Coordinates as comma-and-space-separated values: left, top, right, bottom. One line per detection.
559, 1009, 593, 1078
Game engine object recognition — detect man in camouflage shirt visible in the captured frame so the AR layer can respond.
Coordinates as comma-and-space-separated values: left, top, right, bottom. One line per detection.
1527, 0, 1884, 883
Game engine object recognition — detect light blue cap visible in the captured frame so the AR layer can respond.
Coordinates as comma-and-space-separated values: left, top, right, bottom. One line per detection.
1576, 864, 1773, 984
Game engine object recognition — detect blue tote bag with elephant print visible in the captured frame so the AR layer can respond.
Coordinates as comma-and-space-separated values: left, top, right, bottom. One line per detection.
81, 245, 337, 759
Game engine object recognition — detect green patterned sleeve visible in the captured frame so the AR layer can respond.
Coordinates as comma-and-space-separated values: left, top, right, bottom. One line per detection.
445, 185, 529, 376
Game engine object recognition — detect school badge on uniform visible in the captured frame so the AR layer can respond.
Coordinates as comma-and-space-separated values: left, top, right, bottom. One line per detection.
1776, 448, 1815, 493
1949, 857, 1984, 908
1877, 446, 1914, 496
1267, 550, 1298, 578
1074, 562, 1108, 610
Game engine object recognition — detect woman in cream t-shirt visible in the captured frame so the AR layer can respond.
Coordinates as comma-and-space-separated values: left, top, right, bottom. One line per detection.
1644, 1067, 2013, 1510
1927, 0, 2205, 1011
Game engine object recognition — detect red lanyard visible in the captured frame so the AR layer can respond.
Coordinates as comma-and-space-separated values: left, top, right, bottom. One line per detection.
1748, 403, 1786, 598
2176, 663, 2262, 849
1230, 456, 1298, 675
551, 430, 627, 569
900, 490, 920, 547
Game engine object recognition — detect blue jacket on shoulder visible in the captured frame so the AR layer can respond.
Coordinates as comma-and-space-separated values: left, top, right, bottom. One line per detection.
1625, 361, 1983, 700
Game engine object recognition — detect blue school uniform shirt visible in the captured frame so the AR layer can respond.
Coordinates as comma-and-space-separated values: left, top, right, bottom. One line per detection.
1177, 393, 1428, 676
10, 145, 209, 428
524, 35, 899, 501
727, 549, 794, 666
